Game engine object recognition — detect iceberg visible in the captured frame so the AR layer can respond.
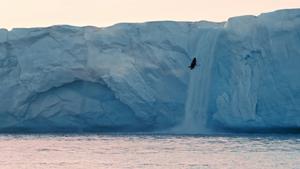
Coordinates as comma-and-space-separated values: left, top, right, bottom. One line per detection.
0, 9, 299, 133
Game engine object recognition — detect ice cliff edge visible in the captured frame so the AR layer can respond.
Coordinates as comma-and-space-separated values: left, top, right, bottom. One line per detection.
0, 9, 299, 133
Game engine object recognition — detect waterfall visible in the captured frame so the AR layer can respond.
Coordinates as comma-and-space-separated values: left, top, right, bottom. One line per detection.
178, 29, 221, 133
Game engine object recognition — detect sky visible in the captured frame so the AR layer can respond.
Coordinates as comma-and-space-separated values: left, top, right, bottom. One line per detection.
0, 0, 299, 29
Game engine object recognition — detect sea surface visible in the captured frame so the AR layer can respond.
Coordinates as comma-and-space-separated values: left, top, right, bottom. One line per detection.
0, 134, 299, 169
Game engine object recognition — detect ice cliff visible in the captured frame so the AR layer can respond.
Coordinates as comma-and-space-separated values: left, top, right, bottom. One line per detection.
0, 9, 299, 133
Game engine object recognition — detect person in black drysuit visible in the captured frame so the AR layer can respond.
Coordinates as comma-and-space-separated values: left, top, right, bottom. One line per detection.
189, 57, 197, 70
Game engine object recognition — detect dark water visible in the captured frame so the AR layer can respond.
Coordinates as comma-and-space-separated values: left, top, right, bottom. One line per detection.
0, 134, 299, 169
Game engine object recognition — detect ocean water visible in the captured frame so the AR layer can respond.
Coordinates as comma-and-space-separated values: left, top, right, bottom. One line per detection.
0, 134, 299, 169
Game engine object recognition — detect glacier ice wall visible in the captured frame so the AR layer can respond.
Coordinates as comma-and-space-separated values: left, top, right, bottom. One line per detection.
0, 9, 300, 133
211, 11, 300, 131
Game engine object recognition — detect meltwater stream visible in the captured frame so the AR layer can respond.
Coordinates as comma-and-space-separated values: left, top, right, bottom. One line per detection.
179, 29, 220, 133
0, 134, 299, 169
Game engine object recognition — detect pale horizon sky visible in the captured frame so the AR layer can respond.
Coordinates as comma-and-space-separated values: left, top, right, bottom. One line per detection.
0, 0, 300, 29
